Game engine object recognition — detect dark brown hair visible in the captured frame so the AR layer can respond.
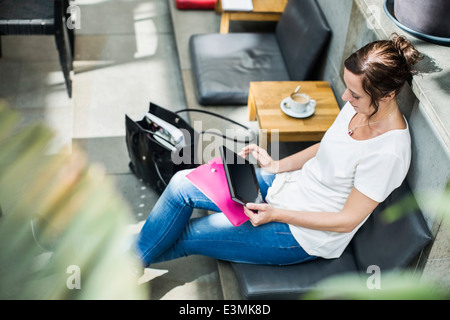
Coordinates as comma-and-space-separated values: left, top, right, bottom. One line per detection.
344, 33, 423, 115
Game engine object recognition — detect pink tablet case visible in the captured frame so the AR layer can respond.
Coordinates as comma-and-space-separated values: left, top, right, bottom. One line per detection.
186, 157, 249, 226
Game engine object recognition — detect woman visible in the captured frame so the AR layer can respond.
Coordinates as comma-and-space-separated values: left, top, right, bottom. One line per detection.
136, 33, 423, 266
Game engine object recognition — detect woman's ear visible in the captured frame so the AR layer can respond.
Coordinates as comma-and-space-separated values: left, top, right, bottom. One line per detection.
382, 91, 396, 101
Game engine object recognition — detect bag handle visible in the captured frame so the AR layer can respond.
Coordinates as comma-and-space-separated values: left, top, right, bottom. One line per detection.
152, 153, 170, 188
136, 125, 178, 150
151, 109, 257, 188
175, 108, 257, 144
127, 113, 176, 150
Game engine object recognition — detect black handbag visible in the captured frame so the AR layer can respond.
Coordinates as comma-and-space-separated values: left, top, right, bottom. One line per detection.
125, 102, 255, 194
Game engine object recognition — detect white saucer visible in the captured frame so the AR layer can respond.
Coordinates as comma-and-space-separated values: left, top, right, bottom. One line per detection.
280, 98, 316, 118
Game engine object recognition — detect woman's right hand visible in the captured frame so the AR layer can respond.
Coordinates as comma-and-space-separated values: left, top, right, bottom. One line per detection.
238, 144, 279, 174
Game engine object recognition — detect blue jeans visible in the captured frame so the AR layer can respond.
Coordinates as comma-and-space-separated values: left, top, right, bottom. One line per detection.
136, 168, 315, 266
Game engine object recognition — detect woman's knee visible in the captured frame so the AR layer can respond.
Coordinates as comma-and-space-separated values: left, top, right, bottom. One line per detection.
165, 169, 196, 203
170, 169, 191, 184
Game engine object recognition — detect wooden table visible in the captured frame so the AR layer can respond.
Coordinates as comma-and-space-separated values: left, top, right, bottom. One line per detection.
247, 81, 340, 149
215, 0, 287, 33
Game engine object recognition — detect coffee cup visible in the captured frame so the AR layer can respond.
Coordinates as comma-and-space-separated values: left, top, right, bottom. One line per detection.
287, 93, 311, 113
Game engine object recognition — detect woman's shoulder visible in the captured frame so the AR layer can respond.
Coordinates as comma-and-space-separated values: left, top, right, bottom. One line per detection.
365, 121, 411, 163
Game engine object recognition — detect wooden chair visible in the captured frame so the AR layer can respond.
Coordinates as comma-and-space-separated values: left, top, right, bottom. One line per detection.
0, 0, 75, 97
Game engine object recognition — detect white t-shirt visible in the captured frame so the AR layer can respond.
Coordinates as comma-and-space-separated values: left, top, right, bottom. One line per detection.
266, 102, 411, 259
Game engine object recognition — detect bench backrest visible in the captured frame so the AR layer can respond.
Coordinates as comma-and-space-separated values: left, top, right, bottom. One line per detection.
275, 0, 331, 80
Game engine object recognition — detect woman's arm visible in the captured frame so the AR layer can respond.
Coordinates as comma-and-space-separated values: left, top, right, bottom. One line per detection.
244, 187, 379, 233
239, 143, 320, 173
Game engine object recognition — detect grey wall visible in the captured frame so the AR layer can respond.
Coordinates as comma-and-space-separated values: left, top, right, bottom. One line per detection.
315, 0, 353, 107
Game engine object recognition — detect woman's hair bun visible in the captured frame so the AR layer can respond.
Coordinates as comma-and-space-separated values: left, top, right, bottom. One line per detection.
390, 33, 424, 69
344, 33, 424, 113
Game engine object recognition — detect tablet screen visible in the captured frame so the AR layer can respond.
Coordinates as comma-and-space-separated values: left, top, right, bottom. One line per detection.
220, 145, 260, 205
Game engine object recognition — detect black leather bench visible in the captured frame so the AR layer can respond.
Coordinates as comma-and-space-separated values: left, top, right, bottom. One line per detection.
230, 180, 432, 299
189, 0, 331, 105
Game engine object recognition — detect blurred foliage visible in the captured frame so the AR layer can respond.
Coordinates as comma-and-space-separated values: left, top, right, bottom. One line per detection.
0, 104, 147, 299
381, 183, 450, 224
304, 271, 449, 300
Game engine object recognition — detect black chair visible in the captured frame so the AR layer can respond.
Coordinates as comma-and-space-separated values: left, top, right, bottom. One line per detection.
189, 0, 331, 106
0, 0, 75, 97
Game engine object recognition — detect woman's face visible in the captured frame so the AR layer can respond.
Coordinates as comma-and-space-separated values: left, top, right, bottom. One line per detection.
342, 68, 374, 116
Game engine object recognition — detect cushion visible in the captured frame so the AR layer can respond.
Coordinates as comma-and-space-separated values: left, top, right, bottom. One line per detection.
189, 33, 289, 105
231, 246, 358, 300
188, 0, 331, 106
0, 0, 54, 35
175, 0, 216, 10
351, 180, 432, 271
230, 180, 432, 300
275, 0, 331, 80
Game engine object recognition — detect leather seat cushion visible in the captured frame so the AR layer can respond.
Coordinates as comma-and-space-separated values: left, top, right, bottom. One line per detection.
0, 0, 54, 35
231, 246, 358, 300
230, 181, 432, 300
350, 180, 432, 271
189, 33, 290, 105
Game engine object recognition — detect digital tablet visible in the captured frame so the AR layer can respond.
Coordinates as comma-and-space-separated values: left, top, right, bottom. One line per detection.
219, 145, 262, 206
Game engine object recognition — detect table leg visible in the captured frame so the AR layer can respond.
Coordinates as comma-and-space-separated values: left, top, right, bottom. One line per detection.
220, 12, 231, 33
269, 130, 280, 160
247, 88, 257, 121
215, 0, 222, 14
258, 129, 280, 157
258, 129, 268, 150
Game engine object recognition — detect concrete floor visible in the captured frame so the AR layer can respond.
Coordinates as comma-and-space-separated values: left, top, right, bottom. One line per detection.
0, 0, 222, 300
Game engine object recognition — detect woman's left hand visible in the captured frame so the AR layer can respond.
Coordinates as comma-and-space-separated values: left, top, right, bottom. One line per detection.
243, 202, 277, 227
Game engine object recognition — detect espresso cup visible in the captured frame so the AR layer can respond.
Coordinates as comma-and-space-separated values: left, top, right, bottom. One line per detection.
288, 93, 311, 113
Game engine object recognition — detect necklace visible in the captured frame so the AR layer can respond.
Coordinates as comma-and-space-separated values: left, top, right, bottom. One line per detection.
348, 108, 397, 136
